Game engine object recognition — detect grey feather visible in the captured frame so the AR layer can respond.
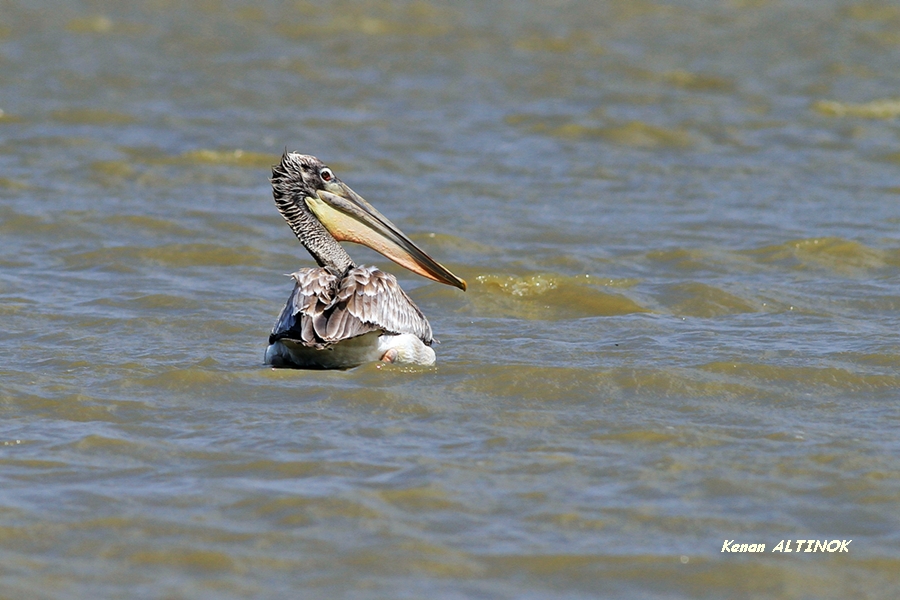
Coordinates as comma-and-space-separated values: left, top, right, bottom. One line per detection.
269, 266, 433, 349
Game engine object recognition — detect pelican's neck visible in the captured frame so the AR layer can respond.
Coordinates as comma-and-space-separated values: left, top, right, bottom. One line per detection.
300, 215, 354, 274
275, 191, 354, 274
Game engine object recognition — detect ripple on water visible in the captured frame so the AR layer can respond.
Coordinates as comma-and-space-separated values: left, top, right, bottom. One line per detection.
375, 485, 469, 514
700, 361, 900, 393
109, 146, 277, 170
479, 554, 900, 597
82, 294, 203, 312
662, 70, 735, 93
0, 176, 30, 190
228, 495, 382, 527
62, 433, 154, 457
96, 214, 199, 238
126, 365, 240, 392
455, 364, 764, 404
127, 548, 236, 573
657, 282, 760, 318
49, 108, 137, 125
0, 208, 100, 242
340, 541, 484, 579
177, 149, 276, 169
643, 248, 747, 275
6, 392, 145, 424
88, 147, 275, 189
513, 29, 606, 54
0, 297, 33, 314
207, 458, 397, 480
471, 273, 647, 320
61, 243, 269, 269
506, 114, 695, 148
813, 98, 900, 119
271, 2, 458, 39
744, 237, 895, 276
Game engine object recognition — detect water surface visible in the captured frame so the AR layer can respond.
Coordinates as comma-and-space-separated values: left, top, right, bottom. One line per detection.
2, 1, 900, 598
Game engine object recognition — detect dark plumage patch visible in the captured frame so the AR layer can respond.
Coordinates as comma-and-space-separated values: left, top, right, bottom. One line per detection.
270, 151, 330, 200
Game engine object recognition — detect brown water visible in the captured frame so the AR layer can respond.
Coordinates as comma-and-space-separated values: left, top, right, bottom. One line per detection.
2, 1, 900, 598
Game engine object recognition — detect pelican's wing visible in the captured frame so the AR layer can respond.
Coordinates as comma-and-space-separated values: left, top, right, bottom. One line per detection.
269, 268, 340, 348
321, 266, 434, 345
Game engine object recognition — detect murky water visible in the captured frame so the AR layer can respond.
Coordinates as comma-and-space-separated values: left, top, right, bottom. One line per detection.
2, 0, 900, 597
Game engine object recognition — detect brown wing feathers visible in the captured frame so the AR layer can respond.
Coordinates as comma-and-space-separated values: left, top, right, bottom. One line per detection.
269, 266, 434, 349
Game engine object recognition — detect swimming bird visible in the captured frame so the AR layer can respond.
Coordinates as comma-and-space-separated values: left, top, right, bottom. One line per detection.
264, 152, 466, 369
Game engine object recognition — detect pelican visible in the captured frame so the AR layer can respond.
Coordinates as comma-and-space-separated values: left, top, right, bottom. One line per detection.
264, 152, 466, 369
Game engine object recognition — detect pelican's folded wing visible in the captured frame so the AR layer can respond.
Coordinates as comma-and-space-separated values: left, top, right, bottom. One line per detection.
323, 266, 434, 345
268, 268, 338, 348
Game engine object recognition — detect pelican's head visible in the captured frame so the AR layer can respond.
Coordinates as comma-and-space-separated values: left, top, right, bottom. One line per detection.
271, 152, 466, 291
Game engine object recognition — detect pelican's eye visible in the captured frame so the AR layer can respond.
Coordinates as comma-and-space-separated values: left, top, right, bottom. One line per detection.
320, 168, 334, 183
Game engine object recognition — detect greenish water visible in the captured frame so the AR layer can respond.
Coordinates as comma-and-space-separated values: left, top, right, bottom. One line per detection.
2, 1, 900, 598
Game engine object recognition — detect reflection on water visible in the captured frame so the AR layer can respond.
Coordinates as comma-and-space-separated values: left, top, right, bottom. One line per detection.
2, 0, 900, 598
